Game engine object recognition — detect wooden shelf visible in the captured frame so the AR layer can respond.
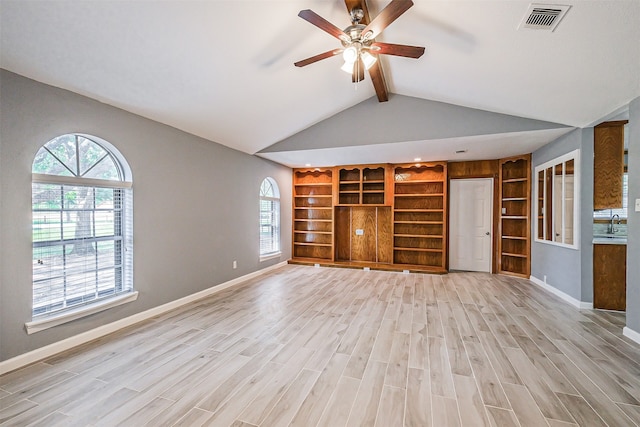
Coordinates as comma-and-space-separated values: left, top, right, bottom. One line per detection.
294, 230, 332, 235
295, 183, 332, 187
394, 221, 443, 225
498, 155, 531, 277
394, 247, 443, 253
393, 209, 443, 213
392, 162, 447, 270
501, 252, 528, 258
337, 165, 389, 206
293, 169, 334, 261
394, 234, 443, 238
295, 207, 332, 210
394, 193, 444, 198
394, 179, 443, 184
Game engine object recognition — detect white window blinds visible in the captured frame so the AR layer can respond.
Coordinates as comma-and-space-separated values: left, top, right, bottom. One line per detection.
260, 178, 281, 256
32, 134, 133, 317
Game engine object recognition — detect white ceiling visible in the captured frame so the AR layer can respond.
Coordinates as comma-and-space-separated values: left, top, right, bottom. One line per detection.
1, 0, 639, 166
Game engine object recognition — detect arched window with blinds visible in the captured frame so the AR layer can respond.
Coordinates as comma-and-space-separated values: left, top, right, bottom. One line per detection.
259, 177, 281, 259
30, 134, 134, 327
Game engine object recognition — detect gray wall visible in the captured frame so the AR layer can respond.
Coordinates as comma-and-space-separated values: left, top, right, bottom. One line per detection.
627, 96, 640, 334
0, 70, 292, 361
261, 94, 570, 153
531, 128, 594, 302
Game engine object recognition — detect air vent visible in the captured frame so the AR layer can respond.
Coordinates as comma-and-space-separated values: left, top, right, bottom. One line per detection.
519, 3, 570, 31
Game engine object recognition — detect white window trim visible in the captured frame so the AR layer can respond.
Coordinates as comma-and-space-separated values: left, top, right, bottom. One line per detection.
260, 251, 282, 262
32, 173, 132, 189
25, 291, 138, 334
534, 149, 580, 250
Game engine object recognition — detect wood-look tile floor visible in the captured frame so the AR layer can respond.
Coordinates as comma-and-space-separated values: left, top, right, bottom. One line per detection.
1, 265, 640, 426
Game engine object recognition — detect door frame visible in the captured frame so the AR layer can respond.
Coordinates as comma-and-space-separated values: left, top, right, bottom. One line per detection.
448, 177, 495, 273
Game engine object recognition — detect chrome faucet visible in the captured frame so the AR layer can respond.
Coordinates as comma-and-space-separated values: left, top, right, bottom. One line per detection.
608, 214, 620, 234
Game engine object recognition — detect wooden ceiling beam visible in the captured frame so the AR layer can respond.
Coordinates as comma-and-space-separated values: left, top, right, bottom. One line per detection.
345, 0, 389, 102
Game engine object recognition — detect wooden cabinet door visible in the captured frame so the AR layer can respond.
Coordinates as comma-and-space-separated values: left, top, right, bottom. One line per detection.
334, 206, 392, 263
593, 244, 626, 311
594, 121, 626, 209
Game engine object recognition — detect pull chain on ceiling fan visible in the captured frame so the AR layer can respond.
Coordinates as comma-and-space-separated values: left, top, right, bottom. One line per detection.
294, 0, 425, 90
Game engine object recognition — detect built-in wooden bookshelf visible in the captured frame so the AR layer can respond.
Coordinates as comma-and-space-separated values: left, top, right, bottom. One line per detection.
498, 155, 531, 277
293, 169, 334, 261
392, 162, 447, 272
336, 165, 387, 205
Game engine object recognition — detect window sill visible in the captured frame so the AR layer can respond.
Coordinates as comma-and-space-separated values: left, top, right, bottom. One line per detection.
260, 252, 282, 262
25, 291, 139, 335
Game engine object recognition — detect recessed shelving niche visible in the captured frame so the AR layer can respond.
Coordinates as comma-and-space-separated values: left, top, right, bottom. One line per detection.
293, 169, 334, 261
392, 162, 447, 271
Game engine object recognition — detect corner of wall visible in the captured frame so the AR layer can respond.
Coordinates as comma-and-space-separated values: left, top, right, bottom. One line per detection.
626, 96, 640, 332
580, 127, 594, 303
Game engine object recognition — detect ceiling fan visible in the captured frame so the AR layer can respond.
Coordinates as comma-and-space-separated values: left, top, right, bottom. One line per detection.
294, 0, 425, 102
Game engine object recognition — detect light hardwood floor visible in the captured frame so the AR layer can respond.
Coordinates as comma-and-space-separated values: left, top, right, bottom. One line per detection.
1, 265, 640, 426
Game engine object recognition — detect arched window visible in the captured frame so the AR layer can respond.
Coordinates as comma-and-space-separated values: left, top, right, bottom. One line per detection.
259, 177, 280, 259
31, 134, 133, 321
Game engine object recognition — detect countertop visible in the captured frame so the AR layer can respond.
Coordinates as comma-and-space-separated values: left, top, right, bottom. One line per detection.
593, 234, 627, 245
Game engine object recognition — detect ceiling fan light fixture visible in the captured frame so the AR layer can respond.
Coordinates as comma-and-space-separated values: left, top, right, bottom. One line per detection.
361, 51, 377, 69
341, 61, 354, 74
342, 46, 358, 64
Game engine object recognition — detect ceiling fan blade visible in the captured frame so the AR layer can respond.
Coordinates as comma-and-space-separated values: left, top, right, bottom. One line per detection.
298, 9, 349, 42
371, 42, 425, 58
352, 57, 365, 83
367, 61, 389, 102
361, 0, 414, 40
294, 49, 343, 67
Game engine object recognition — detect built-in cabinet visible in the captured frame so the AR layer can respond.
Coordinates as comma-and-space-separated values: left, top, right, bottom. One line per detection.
594, 121, 627, 210
336, 165, 390, 206
392, 163, 447, 271
291, 157, 530, 275
593, 243, 626, 311
498, 155, 531, 277
292, 169, 334, 261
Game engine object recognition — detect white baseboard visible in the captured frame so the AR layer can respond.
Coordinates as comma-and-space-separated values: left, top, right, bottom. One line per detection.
529, 275, 593, 310
623, 327, 640, 345
0, 261, 288, 375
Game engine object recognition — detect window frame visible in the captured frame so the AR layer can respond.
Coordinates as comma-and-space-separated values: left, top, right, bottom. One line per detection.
27, 134, 135, 333
534, 149, 581, 250
259, 177, 281, 261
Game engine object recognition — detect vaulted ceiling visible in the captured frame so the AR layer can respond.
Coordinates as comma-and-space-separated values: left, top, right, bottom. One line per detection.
1, 1, 639, 167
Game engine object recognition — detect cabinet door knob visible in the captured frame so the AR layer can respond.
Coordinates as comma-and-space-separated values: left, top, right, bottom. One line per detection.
485, 232, 490, 236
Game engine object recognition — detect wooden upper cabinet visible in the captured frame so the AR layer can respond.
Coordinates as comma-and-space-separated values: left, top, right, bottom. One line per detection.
335, 164, 392, 206
594, 121, 627, 210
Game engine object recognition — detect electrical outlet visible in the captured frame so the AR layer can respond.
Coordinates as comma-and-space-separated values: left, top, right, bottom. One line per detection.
636, 198, 640, 212
355, 229, 364, 236
232, 260, 237, 269
502, 207, 507, 214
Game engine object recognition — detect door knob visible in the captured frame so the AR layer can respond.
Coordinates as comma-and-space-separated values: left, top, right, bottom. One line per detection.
485, 232, 490, 235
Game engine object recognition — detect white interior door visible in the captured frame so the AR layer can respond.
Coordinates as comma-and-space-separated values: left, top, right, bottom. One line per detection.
450, 178, 493, 272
